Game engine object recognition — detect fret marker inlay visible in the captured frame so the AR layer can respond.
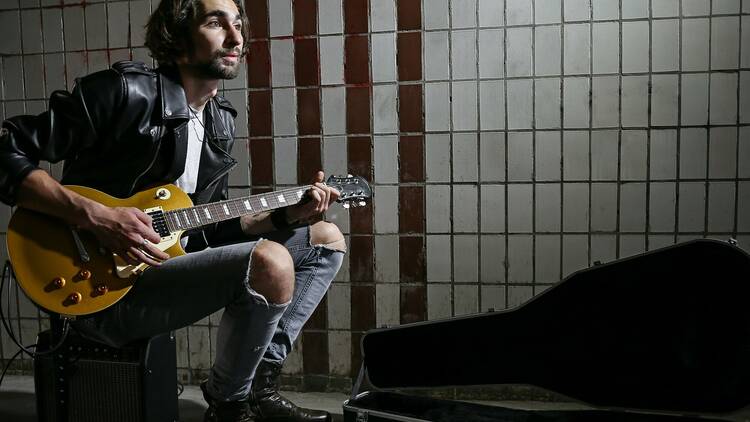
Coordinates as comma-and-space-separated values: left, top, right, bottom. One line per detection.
223, 204, 230, 215
260, 198, 268, 207
204, 209, 211, 219
278, 195, 286, 203
243, 200, 251, 210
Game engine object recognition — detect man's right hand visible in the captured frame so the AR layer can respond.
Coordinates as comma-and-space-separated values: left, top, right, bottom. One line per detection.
78, 204, 171, 267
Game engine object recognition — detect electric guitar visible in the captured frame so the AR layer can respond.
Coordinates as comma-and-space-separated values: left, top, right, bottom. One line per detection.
6, 175, 371, 316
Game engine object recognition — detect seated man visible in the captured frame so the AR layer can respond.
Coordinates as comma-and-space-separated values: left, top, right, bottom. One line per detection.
0, 0, 345, 421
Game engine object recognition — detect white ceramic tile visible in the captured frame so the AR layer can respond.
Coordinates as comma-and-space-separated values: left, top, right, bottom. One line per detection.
106, 2, 129, 49
319, 0, 343, 34
451, 81, 478, 130
680, 128, 708, 179
187, 326, 211, 369
269, 0, 293, 37
427, 235, 452, 281
744, 0, 750, 12
711, 17, 740, 70
563, 131, 589, 180
536, 131, 561, 181
743, 17, 750, 68
85, 3, 107, 50
373, 84, 398, 134
424, 31, 449, 81
591, 182, 618, 231
591, 234, 617, 263
535, 183, 561, 232
535, 235, 561, 282
481, 184, 505, 232
480, 132, 506, 182
451, 0, 478, 28
678, 182, 706, 232
4, 101, 25, 118
44, 53, 66, 92
564, 0, 589, 21
562, 234, 588, 275
323, 136, 348, 181
132, 47, 153, 67
507, 184, 533, 232
651, 74, 679, 126
652, 0, 680, 17
427, 185, 452, 232
453, 185, 478, 232
272, 88, 297, 136
328, 331, 351, 376
320, 36, 344, 84
376, 283, 400, 327
682, 18, 710, 71
42, 8, 63, 51
479, 80, 505, 130
223, 60, 247, 90
129, 1, 149, 48
427, 284, 452, 319
481, 235, 506, 283
710, 72, 738, 125
563, 183, 589, 232
507, 131, 533, 181
506, 0, 533, 25
375, 235, 400, 282
109, 49, 130, 65
506, 27, 532, 77
506, 78, 533, 129
592, 22, 619, 74
371, 33, 397, 82
619, 183, 647, 231
424, 0, 450, 29
739, 181, 750, 231
426, 133, 452, 181
0, 0, 18, 9
371, 0, 396, 32
709, 127, 738, 179
374, 185, 398, 233
23, 55, 44, 99
563, 77, 590, 128
649, 182, 677, 232
451, 29, 478, 79
21, 10, 41, 54
620, 130, 648, 180
683, 0, 710, 16
621, 75, 649, 127
622, 0, 649, 18
271, 39, 295, 87
741, 128, 750, 178
26, 100, 45, 116
454, 284, 479, 315
479, 0, 504, 26
374, 135, 398, 183
592, 0, 618, 20
321, 87, 346, 134
708, 182, 735, 232
535, 25, 561, 76
535, 0, 562, 23
507, 284, 533, 307
622, 21, 649, 73
652, 19, 679, 72
592, 76, 619, 127
681, 73, 709, 126
274, 137, 297, 184
228, 139, 249, 186
563, 23, 590, 75
453, 132, 479, 181
535, 78, 561, 128
479, 29, 504, 78
508, 235, 533, 281
712, 0, 741, 13
742, 71, 750, 124
650, 129, 678, 180
620, 235, 646, 258
425, 82, 451, 132
63, 6, 85, 52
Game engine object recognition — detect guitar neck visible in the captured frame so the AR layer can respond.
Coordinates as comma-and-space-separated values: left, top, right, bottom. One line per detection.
162, 185, 312, 232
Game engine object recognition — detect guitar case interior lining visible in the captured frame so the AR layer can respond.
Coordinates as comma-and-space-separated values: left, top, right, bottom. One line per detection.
344, 239, 750, 421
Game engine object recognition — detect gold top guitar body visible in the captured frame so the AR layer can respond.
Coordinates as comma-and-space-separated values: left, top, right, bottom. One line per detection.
5, 175, 371, 317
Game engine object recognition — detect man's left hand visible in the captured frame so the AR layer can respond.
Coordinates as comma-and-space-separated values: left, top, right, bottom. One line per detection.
286, 171, 340, 223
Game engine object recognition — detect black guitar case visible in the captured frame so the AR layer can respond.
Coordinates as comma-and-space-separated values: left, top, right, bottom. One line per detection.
344, 239, 750, 421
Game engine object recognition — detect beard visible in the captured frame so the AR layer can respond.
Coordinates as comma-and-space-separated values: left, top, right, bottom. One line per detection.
187, 48, 242, 80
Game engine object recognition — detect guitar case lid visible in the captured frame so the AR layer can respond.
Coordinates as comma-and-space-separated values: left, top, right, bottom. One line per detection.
360, 239, 750, 414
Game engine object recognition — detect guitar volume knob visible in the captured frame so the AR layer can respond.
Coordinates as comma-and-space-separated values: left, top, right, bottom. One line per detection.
95, 284, 108, 295
52, 277, 66, 288
78, 269, 91, 280
68, 292, 82, 304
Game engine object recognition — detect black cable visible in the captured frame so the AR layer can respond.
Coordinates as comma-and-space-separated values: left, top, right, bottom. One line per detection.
0, 260, 71, 389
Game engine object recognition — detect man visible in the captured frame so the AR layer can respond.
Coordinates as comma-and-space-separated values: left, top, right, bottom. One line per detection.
0, 1, 345, 421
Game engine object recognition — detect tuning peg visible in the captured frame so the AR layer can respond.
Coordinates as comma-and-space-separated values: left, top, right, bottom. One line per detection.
358, 200, 366, 206
343, 202, 350, 209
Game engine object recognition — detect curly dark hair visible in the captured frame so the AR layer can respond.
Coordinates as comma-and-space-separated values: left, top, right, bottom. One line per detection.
145, 0, 250, 67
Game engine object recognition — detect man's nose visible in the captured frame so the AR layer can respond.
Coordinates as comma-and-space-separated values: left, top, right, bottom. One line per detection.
226, 25, 242, 48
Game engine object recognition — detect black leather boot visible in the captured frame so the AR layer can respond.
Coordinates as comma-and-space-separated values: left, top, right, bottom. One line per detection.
249, 361, 331, 422
201, 381, 255, 422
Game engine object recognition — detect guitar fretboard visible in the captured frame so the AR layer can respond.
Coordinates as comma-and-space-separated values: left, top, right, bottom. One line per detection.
161, 186, 312, 232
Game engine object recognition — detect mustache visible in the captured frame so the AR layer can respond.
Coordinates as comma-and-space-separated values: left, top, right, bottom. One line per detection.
216, 48, 242, 57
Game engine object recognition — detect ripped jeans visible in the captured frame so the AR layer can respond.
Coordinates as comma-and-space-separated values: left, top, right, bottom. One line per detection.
72, 225, 344, 401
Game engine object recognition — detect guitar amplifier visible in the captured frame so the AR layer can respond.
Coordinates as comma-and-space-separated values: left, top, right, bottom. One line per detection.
34, 329, 178, 422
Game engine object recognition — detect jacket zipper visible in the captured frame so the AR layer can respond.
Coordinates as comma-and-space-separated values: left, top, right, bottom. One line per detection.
129, 126, 163, 195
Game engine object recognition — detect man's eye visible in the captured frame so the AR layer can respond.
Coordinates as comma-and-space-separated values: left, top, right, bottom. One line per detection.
234, 23, 242, 30
207, 21, 221, 27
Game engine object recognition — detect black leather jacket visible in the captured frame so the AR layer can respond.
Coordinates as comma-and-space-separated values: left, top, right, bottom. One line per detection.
0, 61, 244, 248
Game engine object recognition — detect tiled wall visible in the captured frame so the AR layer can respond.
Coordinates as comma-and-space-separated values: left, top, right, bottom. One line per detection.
1, 0, 749, 393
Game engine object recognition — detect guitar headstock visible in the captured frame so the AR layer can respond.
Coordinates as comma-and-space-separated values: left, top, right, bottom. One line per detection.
326, 174, 373, 209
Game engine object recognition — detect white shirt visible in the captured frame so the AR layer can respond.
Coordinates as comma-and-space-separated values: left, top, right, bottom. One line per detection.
175, 107, 204, 195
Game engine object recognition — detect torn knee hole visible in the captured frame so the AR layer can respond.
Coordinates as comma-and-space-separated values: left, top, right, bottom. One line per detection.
315, 238, 347, 252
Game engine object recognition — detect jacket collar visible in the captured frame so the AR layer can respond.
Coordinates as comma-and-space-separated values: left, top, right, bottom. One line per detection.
158, 68, 190, 122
